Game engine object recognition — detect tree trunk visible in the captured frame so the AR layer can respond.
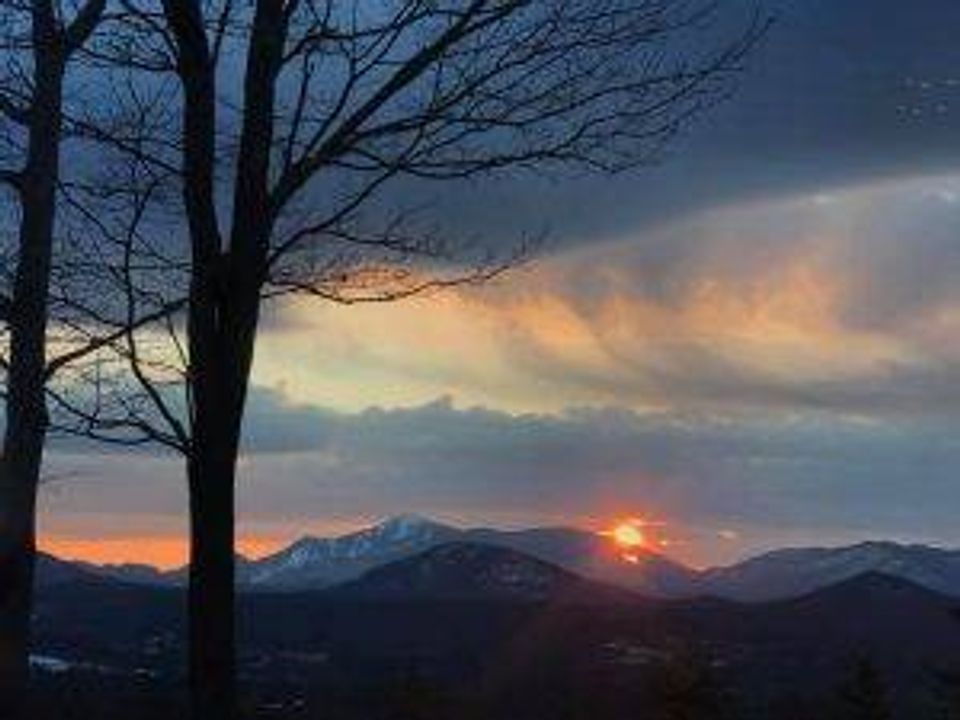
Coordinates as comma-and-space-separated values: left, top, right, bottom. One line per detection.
185, 277, 259, 719
0, 35, 64, 716
167, 4, 279, 716
0, 444, 41, 718
187, 447, 236, 720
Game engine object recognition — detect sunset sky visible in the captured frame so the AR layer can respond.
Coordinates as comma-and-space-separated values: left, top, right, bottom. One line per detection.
39, 0, 960, 569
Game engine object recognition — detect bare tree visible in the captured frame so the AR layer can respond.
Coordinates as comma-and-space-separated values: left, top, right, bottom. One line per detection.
64, 1, 764, 717
0, 2, 108, 714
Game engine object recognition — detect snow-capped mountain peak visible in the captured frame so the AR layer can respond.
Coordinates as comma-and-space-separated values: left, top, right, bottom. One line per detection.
243, 515, 458, 587
43, 514, 960, 604
367, 514, 450, 543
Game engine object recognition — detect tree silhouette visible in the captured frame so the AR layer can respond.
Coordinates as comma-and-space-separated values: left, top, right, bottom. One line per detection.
55, 1, 764, 717
0, 2, 110, 715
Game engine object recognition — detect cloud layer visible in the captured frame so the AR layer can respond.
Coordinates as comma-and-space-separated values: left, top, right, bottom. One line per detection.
253, 174, 960, 420
41, 391, 960, 567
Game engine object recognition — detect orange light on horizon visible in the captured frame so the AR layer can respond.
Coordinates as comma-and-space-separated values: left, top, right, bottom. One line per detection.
612, 522, 646, 549
39, 535, 286, 569
601, 516, 675, 563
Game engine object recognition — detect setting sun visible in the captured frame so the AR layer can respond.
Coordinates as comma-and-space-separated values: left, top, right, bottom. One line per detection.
612, 522, 647, 549
601, 517, 676, 562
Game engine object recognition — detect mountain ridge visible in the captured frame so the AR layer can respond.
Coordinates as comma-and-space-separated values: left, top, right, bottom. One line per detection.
327, 541, 639, 604
40, 515, 960, 602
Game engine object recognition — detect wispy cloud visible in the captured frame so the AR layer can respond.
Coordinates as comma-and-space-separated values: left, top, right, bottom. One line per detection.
253, 174, 960, 420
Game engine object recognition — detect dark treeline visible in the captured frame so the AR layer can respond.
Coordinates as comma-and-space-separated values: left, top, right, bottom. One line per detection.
18, 651, 960, 720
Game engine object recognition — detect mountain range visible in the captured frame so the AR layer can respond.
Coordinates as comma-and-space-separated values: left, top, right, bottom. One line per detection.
29, 537, 960, 720
38, 514, 960, 602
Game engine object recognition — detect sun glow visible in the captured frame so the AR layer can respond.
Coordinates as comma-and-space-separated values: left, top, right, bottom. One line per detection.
600, 516, 676, 563
602, 517, 662, 561
612, 522, 647, 549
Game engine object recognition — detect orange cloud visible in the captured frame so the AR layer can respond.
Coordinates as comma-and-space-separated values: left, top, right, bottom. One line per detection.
243, 173, 960, 423
253, 232, 906, 415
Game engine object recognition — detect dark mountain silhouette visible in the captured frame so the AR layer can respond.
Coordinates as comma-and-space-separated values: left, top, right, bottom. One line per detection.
328, 542, 637, 603
232, 514, 698, 595
464, 525, 698, 596
58, 515, 696, 596
35, 517, 960, 603
34, 553, 97, 588
701, 541, 960, 601
239, 514, 460, 589
26, 542, 960, 719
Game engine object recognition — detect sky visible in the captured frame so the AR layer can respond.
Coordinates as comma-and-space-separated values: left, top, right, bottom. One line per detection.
38, 0, 960, 569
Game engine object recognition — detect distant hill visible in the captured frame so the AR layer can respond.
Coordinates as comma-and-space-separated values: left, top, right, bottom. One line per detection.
239, 514, 461, 588
229, 514, 699, 596
700, 541, 960, 601
36, 516, 960, 602
67, 514, 696, 596
328, 541, 636, 603
462, 524, 697, 596
35, 553, 102, 588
